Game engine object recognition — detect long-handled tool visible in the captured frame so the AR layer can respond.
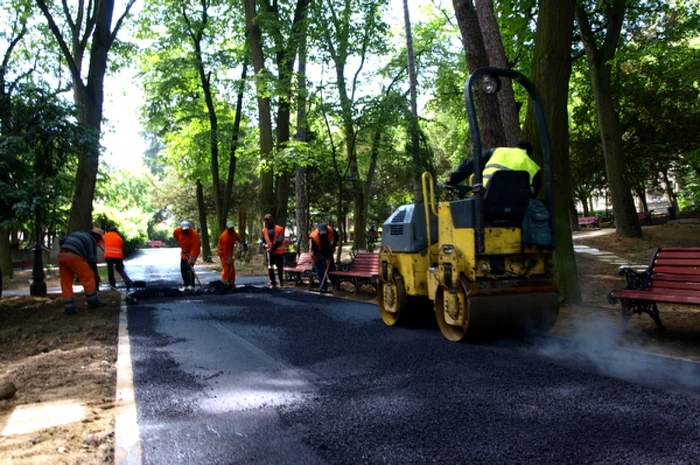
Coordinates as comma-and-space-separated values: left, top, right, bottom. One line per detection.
189, 261, 202, 289
311, 260, 331, 293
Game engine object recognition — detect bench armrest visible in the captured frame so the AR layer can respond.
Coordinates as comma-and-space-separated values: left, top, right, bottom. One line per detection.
618, 266, 651, 290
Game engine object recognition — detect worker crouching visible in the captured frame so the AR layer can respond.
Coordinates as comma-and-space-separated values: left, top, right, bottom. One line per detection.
310, 223, 339, 292
58, 227, 105, 314
103, 226, 134, 290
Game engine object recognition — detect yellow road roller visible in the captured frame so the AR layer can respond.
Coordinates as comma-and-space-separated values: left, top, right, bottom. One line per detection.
377, 67, 559, 341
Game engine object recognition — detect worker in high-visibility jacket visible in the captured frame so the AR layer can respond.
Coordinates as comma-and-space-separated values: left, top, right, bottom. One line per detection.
217, 220, 246, 289
58, 227, 105, 314
309, 223, 340, 292
173, 221, 200, 291
103, 227, 133, 290
260, 214, 285, 288
446, 140, 541, 196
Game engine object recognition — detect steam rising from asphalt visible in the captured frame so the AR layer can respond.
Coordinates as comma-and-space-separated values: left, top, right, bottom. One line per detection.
533, 319, 700, 392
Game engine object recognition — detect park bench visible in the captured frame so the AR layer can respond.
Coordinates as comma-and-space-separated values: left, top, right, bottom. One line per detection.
329, 252, 379, 292
147, 240, 164, 247
638, 211, 652, 225
12, 260, 33, 270
283, 252, 315, 284
578, 216, 600, 228
607, 247, 700, 329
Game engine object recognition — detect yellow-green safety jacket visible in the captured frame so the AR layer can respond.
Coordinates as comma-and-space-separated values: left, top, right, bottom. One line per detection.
482, 147, 540, 188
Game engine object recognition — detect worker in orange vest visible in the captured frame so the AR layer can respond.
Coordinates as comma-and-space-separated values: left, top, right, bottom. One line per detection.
309, 223, 340, 291
173, 221, 201, 291
103, 227, 134, 290
260, 214, 285, 288
217, 220, 246, 289
58, 228, 105, 314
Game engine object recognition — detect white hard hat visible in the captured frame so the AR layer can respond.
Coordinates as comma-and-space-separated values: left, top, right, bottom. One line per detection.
181, 221, 191, 230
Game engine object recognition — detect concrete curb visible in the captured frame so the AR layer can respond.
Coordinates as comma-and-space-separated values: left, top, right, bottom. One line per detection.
114, 295, 142, 465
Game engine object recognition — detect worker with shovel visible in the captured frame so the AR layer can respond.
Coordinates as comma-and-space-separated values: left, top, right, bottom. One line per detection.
173, 221, 201, 291
217, 220, 246, 289
310, 223, 339, 292
260, 214, 285, 288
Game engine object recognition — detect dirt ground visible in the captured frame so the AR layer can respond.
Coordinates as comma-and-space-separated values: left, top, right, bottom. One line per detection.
1, 222, 699, 464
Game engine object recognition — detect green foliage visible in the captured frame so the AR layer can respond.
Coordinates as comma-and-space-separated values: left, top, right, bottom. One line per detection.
0, 85, 89, 232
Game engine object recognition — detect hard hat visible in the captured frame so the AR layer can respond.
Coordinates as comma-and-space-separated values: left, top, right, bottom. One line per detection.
226, 221, 235, 228
181, 221, 191, 230
317, 223, 328, 235
91, 227, 104, 237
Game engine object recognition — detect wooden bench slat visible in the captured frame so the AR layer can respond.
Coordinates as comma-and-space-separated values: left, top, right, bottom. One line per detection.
610, 289, 700, 305
646, 285, 700, 295
657, 247, 700, 253
651, 266, 700, 276
651, 272, 700, 283
656, 251, 700, 259
649, 281, 700, 291
654, 258, 700, 266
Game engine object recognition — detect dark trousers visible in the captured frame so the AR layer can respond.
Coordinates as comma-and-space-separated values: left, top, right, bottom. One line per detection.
106, 258, 132, 288
267, 253, 285, 285
314, 258, 338, 290
180, 259, 195, 286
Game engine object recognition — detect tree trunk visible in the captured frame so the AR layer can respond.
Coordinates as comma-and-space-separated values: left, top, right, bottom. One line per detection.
522, 0, 581, 302
404, 0, 422, 199
295, 15, 309, 254
244, 0, 275, 217
452, 0, 506, 148
575, 0, 641, 238
196, 180, 212, 262
474, 0, 520, 143
36, 0, 133, 232
0, 227, 12, 280
661, 171, 679, 216
222, 61, 248, 231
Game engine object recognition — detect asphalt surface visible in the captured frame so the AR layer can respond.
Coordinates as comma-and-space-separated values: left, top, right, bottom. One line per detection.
122, 248, 700, 465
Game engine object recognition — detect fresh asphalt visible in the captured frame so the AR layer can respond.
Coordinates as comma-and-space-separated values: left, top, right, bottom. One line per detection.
118, 248, 700, 465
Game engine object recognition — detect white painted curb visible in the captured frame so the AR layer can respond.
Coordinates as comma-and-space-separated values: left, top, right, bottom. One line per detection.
114, 296, 142, 465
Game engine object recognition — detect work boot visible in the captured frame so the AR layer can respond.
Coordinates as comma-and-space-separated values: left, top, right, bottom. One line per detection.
88, 299, 105, 309
186, 285, 195, 291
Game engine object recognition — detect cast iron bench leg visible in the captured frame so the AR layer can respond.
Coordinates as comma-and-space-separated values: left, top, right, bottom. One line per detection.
620, 299, 665, 330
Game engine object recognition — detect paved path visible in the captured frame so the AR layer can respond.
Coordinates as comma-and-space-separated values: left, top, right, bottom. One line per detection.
121, 286, 700, 465
573, 228, 646, 269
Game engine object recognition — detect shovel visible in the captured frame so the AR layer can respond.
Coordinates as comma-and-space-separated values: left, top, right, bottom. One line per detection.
310, 260, 331, 293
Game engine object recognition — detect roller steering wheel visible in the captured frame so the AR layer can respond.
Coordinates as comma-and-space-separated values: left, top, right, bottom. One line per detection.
441, 184, 473, 200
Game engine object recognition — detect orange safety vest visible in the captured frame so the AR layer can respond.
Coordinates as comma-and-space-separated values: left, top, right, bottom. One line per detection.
173, 227, 201, 260
262, 225, 285, 255
217, 229, 240, 258
309, 227, 335, 262
103, 231, 124, 259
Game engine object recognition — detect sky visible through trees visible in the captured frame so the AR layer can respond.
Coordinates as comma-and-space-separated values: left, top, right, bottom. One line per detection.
101, 0, 437, 170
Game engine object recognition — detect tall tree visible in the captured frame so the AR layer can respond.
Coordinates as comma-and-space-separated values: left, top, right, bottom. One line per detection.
403, 0, 422, 199
36, 0, 136, 232
244, 0, 275, 217
575, 0, 641, 237
314, 0, 389, 250
452, 0, 506, 148
474, 0, 520, 143
294, 4, 310, 253
178, 0, 246, 233
522, 0, 581, 302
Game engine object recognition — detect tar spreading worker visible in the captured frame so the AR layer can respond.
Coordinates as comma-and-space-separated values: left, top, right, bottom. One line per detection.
173, 221, 201, 291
